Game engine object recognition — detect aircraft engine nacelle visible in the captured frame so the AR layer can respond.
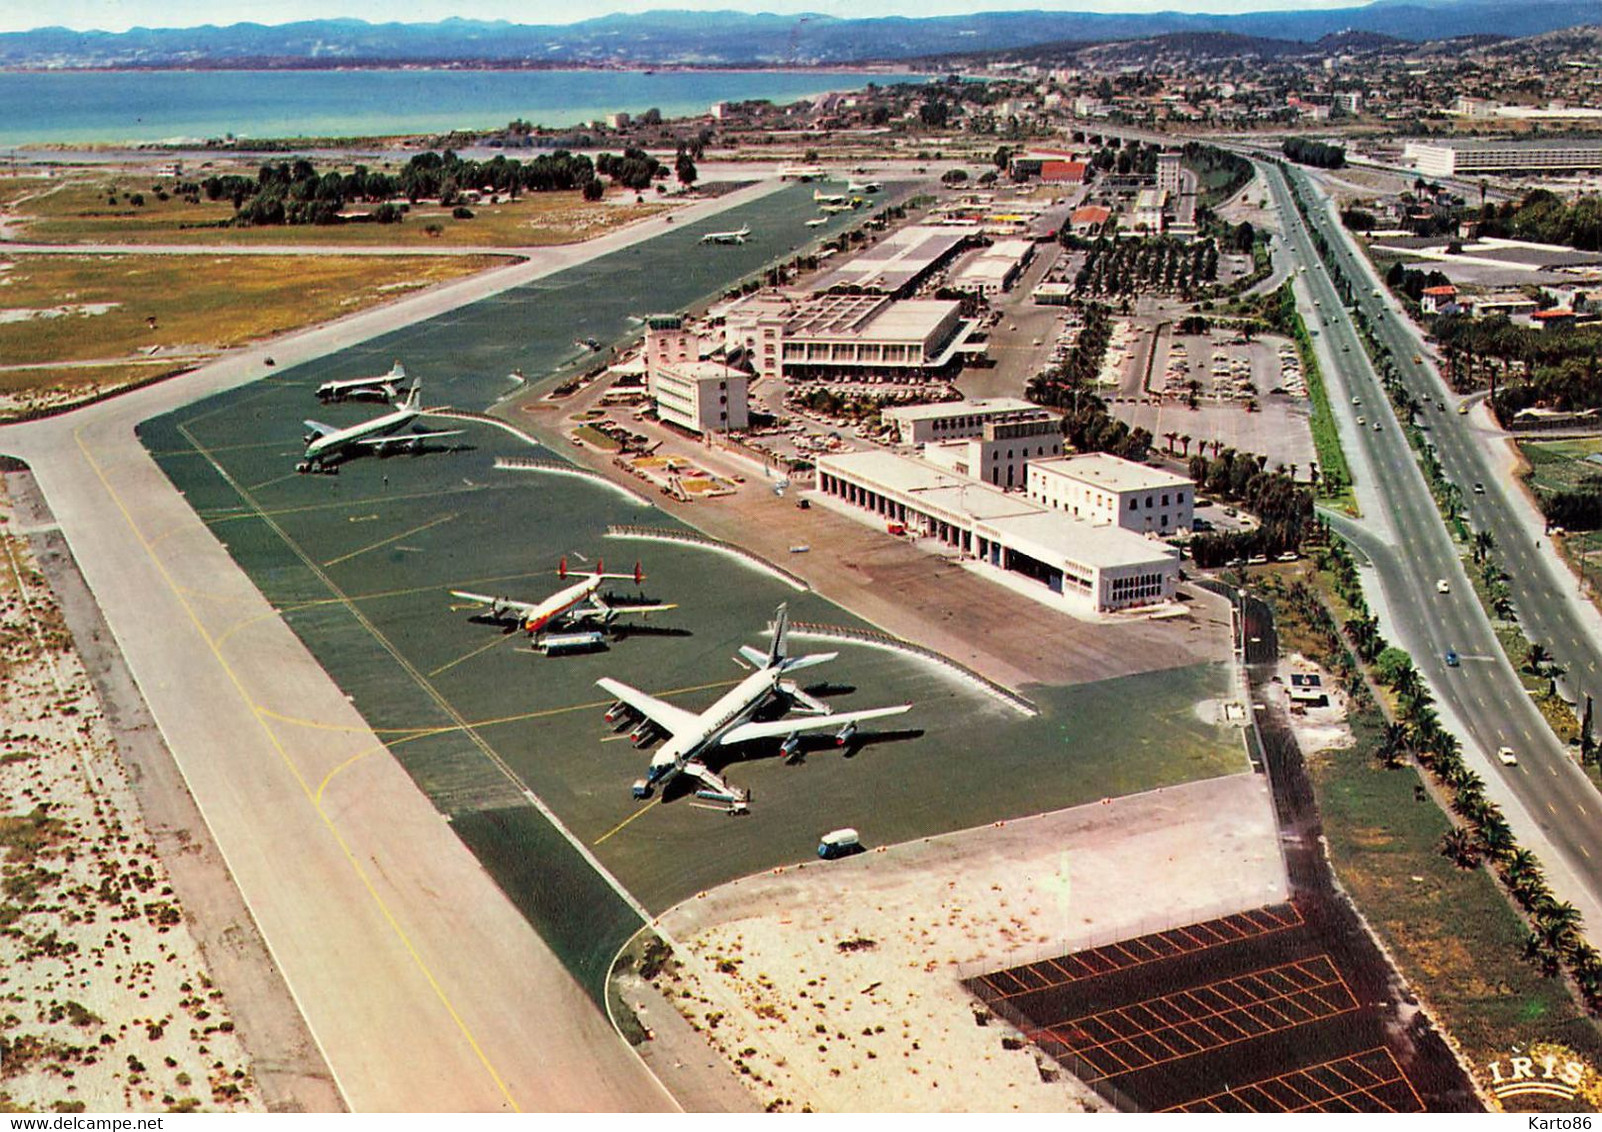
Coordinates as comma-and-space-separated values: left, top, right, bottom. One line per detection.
780, 733, 803, 763
834, 722, 858, 748
629, 722, 657, 748
604, 700, 630, 724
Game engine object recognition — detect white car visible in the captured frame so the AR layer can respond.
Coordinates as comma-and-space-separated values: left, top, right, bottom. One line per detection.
1497, 746, 1518, 767
1436, 579, 1450, 594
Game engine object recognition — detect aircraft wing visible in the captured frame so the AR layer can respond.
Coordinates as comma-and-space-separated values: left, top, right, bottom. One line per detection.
718, 704, 911, 746
355, 429, 466, 450
595, 677, 699, 737
303, 420, 339, 438
450, 590, 536, 618
605, 601, 678, 616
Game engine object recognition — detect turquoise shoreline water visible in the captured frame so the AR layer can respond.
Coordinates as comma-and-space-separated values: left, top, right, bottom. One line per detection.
0, 68, 929, 148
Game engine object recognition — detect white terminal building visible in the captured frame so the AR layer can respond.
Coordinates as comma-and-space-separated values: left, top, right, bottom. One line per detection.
1027, 454, 1194, 535
814, 449, 1179, 613
643, 314, 750, 435
721, 291, 976, 384
947, 239, 1037, 297
881, 397, 1057, 445
1403, 139, 1602, 178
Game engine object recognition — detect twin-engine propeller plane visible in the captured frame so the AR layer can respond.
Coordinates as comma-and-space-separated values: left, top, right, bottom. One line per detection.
297, 382, 465, 474
597, 603, 912, 812
451, 558, 676, 640
315, 360, 408, 403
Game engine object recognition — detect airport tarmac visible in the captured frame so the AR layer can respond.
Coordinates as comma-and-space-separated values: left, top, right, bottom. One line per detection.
0, 181, 803, 1112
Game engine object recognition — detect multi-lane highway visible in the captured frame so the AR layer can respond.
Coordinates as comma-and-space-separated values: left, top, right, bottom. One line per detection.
1261, 161, 1602, 935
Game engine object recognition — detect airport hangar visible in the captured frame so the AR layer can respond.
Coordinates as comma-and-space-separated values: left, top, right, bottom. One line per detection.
814, 448, 1180, 613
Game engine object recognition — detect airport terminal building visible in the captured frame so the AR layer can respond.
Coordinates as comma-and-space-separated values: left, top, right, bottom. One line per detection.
721, 291, 976, 384
814, 449, 1179, 613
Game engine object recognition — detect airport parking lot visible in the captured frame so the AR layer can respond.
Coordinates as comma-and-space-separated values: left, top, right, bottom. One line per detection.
971, 903, 1434, 1112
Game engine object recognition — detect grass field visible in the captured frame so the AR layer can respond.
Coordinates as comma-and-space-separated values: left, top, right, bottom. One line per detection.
2, 173, 666, 248
1521, 437, 1602, 495
138, 183, 1251, 997
0, 253, 502, 417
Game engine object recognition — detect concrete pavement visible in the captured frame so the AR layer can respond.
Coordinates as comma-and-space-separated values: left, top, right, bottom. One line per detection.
0, 180, 792, 1111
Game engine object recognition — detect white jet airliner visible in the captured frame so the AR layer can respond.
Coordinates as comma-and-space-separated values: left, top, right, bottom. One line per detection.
699, 223, 751, 245
597, 604, 911, 810
297, 383, 464, 473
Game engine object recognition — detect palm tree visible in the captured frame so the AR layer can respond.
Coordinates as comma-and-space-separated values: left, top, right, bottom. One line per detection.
1472, 529, 1496, 565
1525, 642, 1553, 676
1440, 827, 1481, 869
1178, 434, 1192, 457
1524, 931, 1563, 977
1535, 899, 1585, 952
1375, 721, 1410, 768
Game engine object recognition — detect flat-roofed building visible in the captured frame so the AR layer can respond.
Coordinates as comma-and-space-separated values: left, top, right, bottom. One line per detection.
1026, 453, 1195, 535
644, 313, 698, 374
1132, 188, 1166, 233
1403, 139, 1602, 178
947, 239, 1036, 297
811, 224, 980, 296
814, 449, 1179, 612
649, 360, 749, 435
1156, 152, 1182, 199
920, 416, 1064, 489
721, 291, 974, 385
882, 397, 1058, 445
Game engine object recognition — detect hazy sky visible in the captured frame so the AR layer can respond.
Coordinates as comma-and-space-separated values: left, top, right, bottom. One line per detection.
1, 0, 1374, 35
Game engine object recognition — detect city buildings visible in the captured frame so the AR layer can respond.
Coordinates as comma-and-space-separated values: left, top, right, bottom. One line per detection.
947, 239, 1037, 297
649, 361, 750, 435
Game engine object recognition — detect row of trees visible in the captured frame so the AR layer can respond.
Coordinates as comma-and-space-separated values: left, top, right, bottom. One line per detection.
1025, 303, 1153, 463
1383, 259, 1455, 305
1281, 137, 1346, 169
1066, 235, 1220, 298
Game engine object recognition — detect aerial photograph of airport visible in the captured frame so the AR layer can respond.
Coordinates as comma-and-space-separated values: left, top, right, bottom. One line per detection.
13, 0, 1602, 1118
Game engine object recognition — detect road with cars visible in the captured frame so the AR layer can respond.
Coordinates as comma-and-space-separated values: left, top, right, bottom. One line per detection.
1261, 160, 1602, 935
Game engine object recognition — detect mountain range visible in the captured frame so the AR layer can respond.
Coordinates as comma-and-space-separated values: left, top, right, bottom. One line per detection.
4, 0, 1601, 68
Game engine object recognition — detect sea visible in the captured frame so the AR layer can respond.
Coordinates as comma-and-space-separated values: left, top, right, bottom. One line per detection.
0, 68, 931, 149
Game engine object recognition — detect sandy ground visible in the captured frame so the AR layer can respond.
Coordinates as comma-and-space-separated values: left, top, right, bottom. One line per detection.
642, 771, 1286, 1113
1277, 654, 1355, 759
0, 481, 259, 1114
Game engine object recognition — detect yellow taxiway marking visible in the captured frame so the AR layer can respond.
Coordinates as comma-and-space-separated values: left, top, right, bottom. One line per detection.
595, 804, 655, 846
427, 632, 518, 678
348, 513, 380, 523
323, 513, 454, 568
147, 421, 523, 1110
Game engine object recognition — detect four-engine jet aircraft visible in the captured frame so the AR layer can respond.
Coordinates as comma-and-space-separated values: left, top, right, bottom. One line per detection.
597, 603, 911, 809
451, 559, 675, 636
298, 382, 464, 473
699, 224, 751, 245
315, 360, 407, 403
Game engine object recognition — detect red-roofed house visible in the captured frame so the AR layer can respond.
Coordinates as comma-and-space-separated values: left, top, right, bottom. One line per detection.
1040, 160, 1087, 184
1069, 205, 1113, 236
1420, 284, 1458, 314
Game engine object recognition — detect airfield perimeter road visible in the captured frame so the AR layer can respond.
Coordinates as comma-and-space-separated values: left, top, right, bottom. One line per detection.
1261, 160, 1602, 943
0, 182, 790, 1111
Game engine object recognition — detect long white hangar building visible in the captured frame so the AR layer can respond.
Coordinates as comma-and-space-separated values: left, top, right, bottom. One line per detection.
814, 449, 1180, 613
